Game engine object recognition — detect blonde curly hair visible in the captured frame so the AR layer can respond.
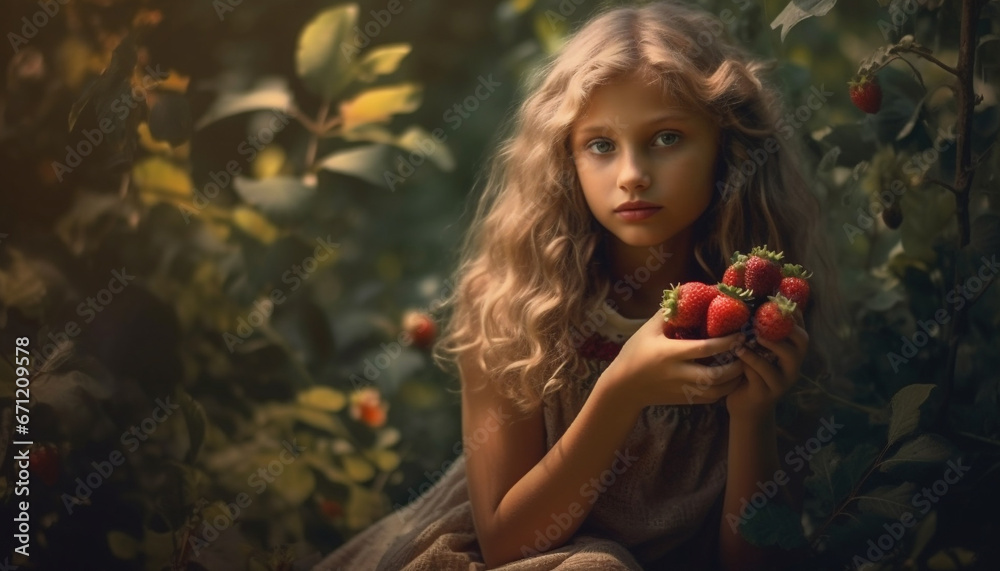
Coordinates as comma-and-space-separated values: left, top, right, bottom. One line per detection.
431, 0, 846, 416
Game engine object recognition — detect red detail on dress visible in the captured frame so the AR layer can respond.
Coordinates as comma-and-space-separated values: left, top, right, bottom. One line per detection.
577, 332, 625, 362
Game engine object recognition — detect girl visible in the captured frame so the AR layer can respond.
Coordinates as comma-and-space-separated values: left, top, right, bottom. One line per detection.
315, 1, 844, 569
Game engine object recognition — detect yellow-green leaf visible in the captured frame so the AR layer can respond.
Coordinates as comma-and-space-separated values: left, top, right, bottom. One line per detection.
296, 4, 359, 101
132, 157, 192, 207
375, 427, 401, 449
231, 206, 278, 244
270, 460, 316, 505
341, 124, 455, 172
339, 83, 422, 132
342, 454, 375, 482
345, 485, 388, 530
107, 531, 139, 560
367, 449, 400, 472
298, 386, 347, 412
355, 44, 412, 82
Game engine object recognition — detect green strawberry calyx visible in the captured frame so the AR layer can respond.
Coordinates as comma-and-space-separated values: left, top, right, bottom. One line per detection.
781, 263, 813, 279
748, 245, 784, 264
766, 293, 798, 316
716, 283, 753, 301
661, 283, 681, 322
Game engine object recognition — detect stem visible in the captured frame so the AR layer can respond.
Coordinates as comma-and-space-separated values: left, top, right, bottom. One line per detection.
940, 0, 984, 425
954, 430, 1000, 448
304, 100, 331, 170
807, 441, 892, 553
801, 375, 884, 416
896, 46, 959, 77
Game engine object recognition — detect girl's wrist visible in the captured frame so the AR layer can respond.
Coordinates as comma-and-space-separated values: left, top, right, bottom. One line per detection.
727, 403, 776, 427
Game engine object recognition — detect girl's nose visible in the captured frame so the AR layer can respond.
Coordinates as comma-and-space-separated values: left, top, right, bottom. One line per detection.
617, 148, 651, 192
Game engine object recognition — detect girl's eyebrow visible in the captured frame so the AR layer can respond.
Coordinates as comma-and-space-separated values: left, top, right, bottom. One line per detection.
574, 112, 693, 136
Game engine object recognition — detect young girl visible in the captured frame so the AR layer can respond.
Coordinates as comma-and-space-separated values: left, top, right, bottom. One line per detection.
315, 1, 843, 569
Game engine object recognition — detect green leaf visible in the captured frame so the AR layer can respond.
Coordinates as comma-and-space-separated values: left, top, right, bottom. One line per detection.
270, 460, 316, 505
910, 510, 937, 560
341, 125, 455, 171
879, 433, 953, 471
303, 452, 352, 484
232, 175, 317, 220
365, 449, 400, 472
805, 442, 879, 514
296, 4, 359, 101
355, 44, 412, 82
316, 145, 392, 188
298, 386, 347, 412
344, 485, 388, 530
887, 384, 935, 447
770, 0, 837, 42
739, 502, 807, 550
194, 77, 294, 130
857, 482, 918, 519
342, 454, 375, 482
900, 185, 956, 262
107, 530, 140, 560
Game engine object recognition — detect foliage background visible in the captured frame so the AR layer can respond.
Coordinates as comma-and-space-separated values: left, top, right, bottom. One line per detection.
0, 0, 998, 569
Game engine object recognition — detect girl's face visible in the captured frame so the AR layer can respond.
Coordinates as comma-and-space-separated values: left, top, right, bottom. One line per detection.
571, 73, 721, 252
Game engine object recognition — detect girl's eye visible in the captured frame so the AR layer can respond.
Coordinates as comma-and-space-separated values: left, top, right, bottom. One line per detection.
587, 139, 614, 154
654, 131, 681, 146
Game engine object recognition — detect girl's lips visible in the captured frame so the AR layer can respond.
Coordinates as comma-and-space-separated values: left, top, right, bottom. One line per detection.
615, 207, 661, 221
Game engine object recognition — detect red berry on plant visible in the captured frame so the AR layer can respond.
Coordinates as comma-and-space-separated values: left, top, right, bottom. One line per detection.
706, 284, 753, 338
778, 264, 813, 308
661, 281, 720, 330
754, 294, 799, 342
848, 74, 882, 114
402, 310, 436, 349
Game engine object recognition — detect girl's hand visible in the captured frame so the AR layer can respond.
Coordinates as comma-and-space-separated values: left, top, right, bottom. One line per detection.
726, 310, 809, 422
599, 309, 747, 414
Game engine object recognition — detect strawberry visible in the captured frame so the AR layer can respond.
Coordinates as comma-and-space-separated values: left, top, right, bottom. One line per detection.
754, 294, 798, 342
402, 310, 436, 349
848, 74, 882, 114
661, 282, 719, 330
706, 284, 753, 338
722, 252, 747, 288
778, 264, 812, 308
744, 246, 784, 298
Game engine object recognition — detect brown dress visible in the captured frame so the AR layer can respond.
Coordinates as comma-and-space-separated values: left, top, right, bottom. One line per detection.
313, 300, 730, 571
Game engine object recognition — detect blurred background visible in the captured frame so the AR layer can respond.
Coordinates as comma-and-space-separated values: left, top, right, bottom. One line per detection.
0, 0, 998, 569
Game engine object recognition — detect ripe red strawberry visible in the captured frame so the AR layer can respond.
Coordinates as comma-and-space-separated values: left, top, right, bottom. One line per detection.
848, 74, 882, 114
754, 294, 798, 342
744, 246, 784, 298
706, 284, 752, 338
722, 252, 747, 288
402, 310, 436, 349
778, 264, 813, 308
661, 282, 720, 330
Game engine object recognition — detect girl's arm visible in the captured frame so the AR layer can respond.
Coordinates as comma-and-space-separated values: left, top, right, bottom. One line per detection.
718, 318, 810, 571
717, 409, 796, 571
461, 350, 643, 568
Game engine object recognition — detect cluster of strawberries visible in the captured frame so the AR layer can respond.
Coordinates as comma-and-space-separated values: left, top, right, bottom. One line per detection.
660, 246, 811, 343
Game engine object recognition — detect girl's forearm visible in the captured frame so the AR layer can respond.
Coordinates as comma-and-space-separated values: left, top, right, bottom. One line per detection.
481, 369, 642, 568
717, 410, 790, 571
